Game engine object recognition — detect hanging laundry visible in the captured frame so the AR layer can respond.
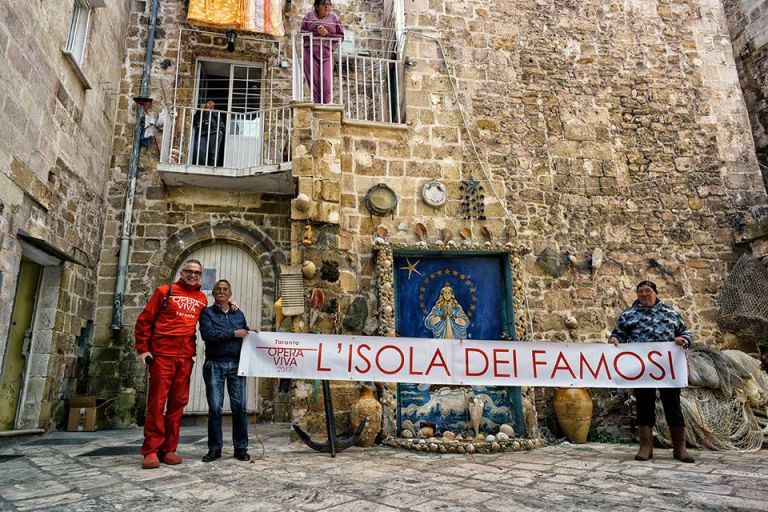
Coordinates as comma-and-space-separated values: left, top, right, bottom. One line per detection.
187, 0, 285, 37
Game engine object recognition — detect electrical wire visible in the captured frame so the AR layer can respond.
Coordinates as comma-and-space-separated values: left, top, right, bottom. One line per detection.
406, 29, 538, 338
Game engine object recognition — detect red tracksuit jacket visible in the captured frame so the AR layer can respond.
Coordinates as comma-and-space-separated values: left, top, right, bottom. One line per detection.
134, 280, 208, 358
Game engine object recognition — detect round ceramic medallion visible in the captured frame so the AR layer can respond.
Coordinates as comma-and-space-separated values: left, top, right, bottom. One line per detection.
421, 180, 447, 207
364, 183, 398, 216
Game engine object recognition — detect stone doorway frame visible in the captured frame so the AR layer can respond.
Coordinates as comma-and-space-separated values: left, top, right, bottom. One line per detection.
154, 220, 286, 330
9, 242, 64, 430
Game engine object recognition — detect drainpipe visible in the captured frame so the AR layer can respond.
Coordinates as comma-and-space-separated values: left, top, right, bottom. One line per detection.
111, 0, 161, 334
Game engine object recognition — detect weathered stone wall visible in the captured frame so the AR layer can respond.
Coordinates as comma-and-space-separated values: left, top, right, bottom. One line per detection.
286, 0, 767, 436
91, 1, 294, 418
724, 0, 768, 187
289, 0, 766, 346
93, 0, 766, 432
397, 0, 765, 347
0, 2, 130, 429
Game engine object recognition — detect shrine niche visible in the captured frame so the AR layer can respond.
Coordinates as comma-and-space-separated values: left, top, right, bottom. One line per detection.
396, 253, 522, 435
373, 240, 540, 451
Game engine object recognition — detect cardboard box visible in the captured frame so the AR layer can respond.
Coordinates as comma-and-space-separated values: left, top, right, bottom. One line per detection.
67, 395, 110, 432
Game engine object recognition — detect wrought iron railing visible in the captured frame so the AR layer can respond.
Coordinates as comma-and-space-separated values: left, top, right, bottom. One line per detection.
160, 104, 292, 169
292, 32, 405, 124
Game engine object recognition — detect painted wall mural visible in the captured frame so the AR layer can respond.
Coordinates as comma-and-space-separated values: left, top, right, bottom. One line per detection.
394, 253, 524, 435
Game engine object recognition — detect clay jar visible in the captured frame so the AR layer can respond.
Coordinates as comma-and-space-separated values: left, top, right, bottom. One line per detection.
553, 388, 593, 444
350, 387, 382, 447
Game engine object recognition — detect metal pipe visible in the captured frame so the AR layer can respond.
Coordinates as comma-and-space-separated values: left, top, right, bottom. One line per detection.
111, 0, 161, 333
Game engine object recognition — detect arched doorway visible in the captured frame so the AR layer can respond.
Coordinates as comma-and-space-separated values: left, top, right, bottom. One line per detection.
174, 243, 263, 414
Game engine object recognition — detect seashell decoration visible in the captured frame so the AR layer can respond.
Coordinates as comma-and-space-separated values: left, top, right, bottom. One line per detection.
485, 434, 496, 443
480, 226, 492, 242
459, 227, 471, 240
309, 288, 325, 310
376, 224, 390, 240
414, 222, 428, 241
302, 260, 316, 279
418, 426, 434, 438
440, 227, 453, 243
591, 248, 603, 274
499, 424, 515, 437
402, 429, 414, 438
565, 315, 578, 329
442, 431, 455, 441
293, 193, 311, 212
506, 224, 517, 241
447, 240, 458, 248
496, 432, 509, 441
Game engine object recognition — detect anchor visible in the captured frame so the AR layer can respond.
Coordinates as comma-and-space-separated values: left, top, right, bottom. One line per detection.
292, 379, 367, 457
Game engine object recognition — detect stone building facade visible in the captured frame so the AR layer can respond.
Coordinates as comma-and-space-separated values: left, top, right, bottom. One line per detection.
86, 0, 767, 438
0, 1, 131, 431
724, 0, 768, 187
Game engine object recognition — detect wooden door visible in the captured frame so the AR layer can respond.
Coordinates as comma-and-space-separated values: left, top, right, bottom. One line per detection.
0, 260, 42, 430
177, 244, 263, 414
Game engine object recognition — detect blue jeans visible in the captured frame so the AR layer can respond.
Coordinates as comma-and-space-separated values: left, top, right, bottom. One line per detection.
203, 360, 248, 452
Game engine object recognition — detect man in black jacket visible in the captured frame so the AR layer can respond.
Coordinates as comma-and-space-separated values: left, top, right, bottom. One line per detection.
192, 100, 224, 166
199, 279, 252, 462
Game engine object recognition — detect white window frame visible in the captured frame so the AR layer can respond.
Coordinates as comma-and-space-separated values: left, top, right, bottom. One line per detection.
65, 0, 93, 65
191, 58, 266, 168
62, 0, 105, 89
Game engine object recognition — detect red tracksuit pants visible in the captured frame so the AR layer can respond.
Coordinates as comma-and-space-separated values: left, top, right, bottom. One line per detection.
141, 355, 194, 456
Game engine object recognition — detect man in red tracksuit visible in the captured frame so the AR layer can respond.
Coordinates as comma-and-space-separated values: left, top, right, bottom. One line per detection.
135, 259, 208, 469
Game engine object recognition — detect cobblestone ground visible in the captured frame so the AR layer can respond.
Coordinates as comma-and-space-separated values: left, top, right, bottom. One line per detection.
0, 424, 766, 512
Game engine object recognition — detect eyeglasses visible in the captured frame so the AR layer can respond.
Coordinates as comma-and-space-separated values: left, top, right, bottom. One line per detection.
181, 269, 202, 276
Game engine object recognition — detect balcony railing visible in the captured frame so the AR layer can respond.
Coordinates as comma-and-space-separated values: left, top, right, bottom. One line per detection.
292, 32, 405, 124
160, 104, 292, 170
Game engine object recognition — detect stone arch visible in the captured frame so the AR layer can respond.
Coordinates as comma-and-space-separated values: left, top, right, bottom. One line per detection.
152, 220, 286, 329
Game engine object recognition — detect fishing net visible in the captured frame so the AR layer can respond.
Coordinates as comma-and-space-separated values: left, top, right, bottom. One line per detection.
653, 347, 767, 452
717, 252, 768, 343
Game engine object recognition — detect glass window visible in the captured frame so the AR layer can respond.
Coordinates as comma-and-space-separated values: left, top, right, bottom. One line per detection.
65, 0, 92, 65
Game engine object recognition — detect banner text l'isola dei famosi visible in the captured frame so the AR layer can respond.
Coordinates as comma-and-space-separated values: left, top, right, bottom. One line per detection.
237, 332, 688, 388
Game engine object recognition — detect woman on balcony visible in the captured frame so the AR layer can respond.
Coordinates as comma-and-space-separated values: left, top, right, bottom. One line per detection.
301, 1, 344, 104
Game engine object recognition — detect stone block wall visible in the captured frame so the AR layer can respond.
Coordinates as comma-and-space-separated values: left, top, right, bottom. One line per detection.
289, 0, 766, 348
287, 0, 767, 435
397, 0, 766, 346
91, 1, 295, 417
91, 0, 767, 431
0, 1, 130, 429
724, 0, 768, 187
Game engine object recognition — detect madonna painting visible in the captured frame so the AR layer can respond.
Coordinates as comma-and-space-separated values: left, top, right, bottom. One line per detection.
424, 284, 469, 339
